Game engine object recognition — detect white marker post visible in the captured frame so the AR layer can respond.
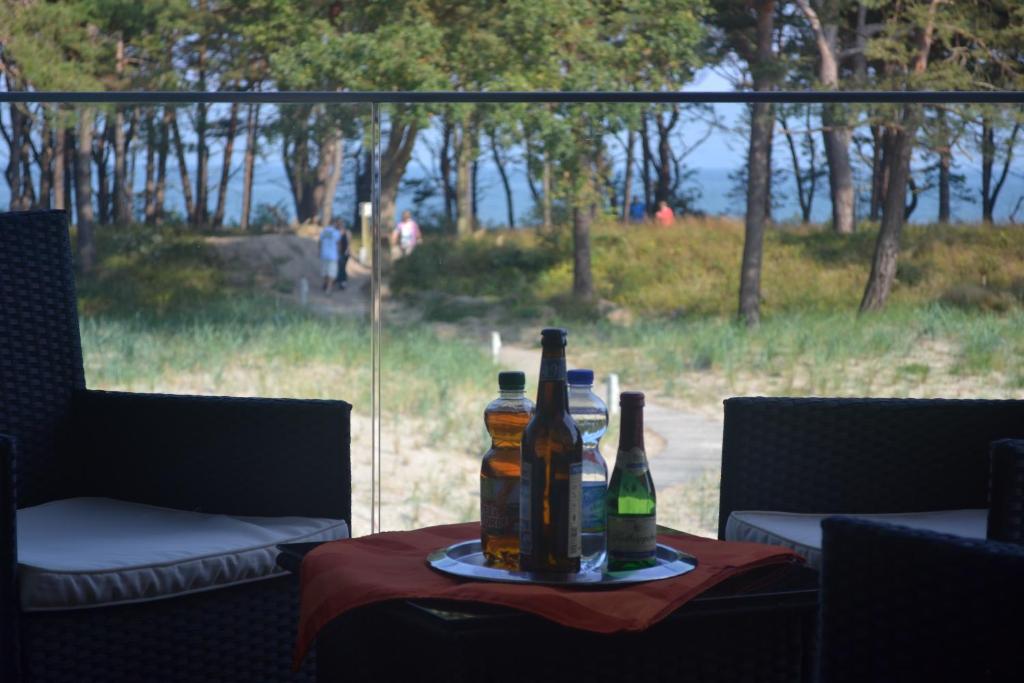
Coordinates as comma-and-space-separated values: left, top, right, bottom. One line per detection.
490, 330, 502, 364
359, 201, 373, 265
299, 277, 309, 307
607, 373, 620, 416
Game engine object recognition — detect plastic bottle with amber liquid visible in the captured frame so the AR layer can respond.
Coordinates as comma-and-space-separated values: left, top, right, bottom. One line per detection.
606, 392, 658, 572
480, 371, 534, 568
519, 328, 584, 573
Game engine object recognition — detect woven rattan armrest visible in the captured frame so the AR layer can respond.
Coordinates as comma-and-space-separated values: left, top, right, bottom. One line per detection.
0, 435, 21, 683
70, 389, 351, 522
719, 397, 1024, 537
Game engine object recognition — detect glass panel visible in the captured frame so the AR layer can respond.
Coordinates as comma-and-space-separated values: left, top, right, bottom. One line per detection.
376, 99, 1024, 537
0, 99, 374, 534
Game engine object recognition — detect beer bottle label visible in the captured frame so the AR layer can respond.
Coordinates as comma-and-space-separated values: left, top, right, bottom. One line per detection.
481, 478, 519, 538
581, 481, 606, 533
615, 446, 649, 475
519, 460, 532, 554
607, 514, 657, 561
568, 462, 582, 559
539, 357, 566, 382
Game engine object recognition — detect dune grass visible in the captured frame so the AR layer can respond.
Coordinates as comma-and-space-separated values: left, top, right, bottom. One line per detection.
393, 218, 1024, 319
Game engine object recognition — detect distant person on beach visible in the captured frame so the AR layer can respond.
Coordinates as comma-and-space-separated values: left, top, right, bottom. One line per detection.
391, 210, 422, 257
335, 218, 351, 290
629, 197, 645, 223
655, 200, 675, 227
318, 221, 341, 294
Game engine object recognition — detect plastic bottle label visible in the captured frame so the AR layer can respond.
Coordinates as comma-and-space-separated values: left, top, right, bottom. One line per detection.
481, 478, 519, 538
519, 460, 532, 554
615, 446, 649, 475
539, 357, 566, 382
607, 514, 657, 560
581, 481, 606, 533
568, 462, 581, 558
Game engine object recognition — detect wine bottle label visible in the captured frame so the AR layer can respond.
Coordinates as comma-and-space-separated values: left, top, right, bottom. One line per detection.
481, 478, 519, 537
519, 460, 532, 554
539, 357, 566, 382
581, 481, 606, 533
568, 462, 582, 558
615, 446, 649, 475
607, 514, 657, 560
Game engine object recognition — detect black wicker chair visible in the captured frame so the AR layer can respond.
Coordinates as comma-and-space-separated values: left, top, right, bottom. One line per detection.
719, 397, 1024, 538
817, 516, 1024, 682
0, 210, 352, 683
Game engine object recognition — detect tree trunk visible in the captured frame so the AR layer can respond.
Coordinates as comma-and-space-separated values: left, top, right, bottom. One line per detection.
738, 0, 775, 328
542, 156, 552, 230
38, 110, 53, 209
490, 133, 515, 229
641, 113, 652, 213
980, 119, 1020, 224
822, 113, 854, 233
780, 112, 811, 223
572, 205, 594, 300
622, 129, 635, 222
113, 106, 131, 224
213, 101, 240, 229
440, 119, 455, 232
795, 0, 855, 234
937, 109, 950, 223
239, 104, 260, 231
170, 109, 195, 222
155, 107, 170, 223
194, 102, 209, 226
95, 118, 111, 225
860, 108, 919, 312
144, 110, 157, 225
455, 119, 475, 236
655, 110, 675, 205
981, 118, 994, 223
76, 108, 96, 273
870, 125, 886, 221
472, 159, 480, 229
320, 132, 344, 225
379, 118, 419, 232
53, 114, 66, 211
62, 128, 74, 213
5, 102, 35, 211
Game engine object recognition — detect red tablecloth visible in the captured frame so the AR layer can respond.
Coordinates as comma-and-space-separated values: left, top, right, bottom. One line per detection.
294, 522, 801, 667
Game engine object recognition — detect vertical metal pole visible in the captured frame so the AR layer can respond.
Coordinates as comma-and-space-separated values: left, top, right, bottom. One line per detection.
370, 103, 382, 535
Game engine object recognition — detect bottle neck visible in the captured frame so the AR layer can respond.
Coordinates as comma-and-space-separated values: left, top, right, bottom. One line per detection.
536, 345, 568, 413
617, 405, 645, 453
499, 389, 525, 400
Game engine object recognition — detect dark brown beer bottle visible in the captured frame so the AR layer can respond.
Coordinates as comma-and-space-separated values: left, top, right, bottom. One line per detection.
519, 328, 583, 573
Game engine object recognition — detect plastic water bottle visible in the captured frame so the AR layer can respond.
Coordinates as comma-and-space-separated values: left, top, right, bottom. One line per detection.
568, 369, 609, 568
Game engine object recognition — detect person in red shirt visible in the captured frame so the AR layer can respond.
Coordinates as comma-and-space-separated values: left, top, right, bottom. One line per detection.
655, 200, 675, 227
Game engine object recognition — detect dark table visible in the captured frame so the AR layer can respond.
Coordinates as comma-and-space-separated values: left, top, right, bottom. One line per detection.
279, 537, 819, 683
320, 564, 818, 683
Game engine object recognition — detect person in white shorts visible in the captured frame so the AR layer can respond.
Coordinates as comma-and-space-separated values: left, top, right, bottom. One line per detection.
391, 210, 422, 257
318, 222, 341, 294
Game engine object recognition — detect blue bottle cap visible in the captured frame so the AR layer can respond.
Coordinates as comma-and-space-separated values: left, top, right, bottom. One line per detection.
567, 369, 594, 385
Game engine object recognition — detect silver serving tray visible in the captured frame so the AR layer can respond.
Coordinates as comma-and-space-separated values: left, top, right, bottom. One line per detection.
427, 539, 697, 587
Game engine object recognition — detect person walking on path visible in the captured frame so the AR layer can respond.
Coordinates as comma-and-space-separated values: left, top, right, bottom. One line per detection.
655, 200, 675, 227
391, 210, 422, 257
335, 218, 352, 290
629, 197, 646, 223
318, 221, 342, 294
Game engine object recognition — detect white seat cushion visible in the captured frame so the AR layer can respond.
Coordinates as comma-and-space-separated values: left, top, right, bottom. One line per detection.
726, 509, 987, 569
17, 497, 349, 611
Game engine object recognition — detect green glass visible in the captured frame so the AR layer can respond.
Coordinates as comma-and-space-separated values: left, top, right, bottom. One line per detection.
606, 392, 657, 571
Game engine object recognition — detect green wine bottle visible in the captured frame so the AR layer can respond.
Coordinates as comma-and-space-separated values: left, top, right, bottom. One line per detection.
606, 392, 657, 571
